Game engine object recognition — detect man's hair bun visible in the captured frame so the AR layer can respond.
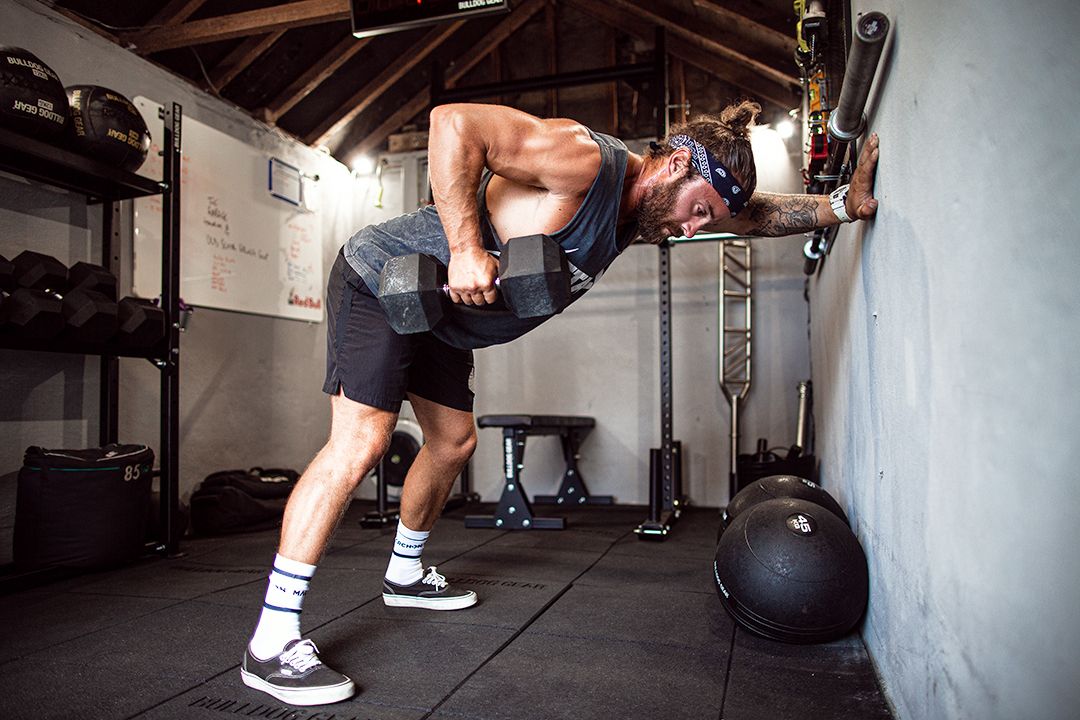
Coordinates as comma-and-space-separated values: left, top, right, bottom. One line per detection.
719, 100, 761, 140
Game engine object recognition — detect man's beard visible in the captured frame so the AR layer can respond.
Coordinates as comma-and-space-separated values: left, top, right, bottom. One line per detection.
636, 170, 694, 244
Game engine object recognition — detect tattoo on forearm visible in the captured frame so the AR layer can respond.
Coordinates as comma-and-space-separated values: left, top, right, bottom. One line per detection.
745, 195, 822, 237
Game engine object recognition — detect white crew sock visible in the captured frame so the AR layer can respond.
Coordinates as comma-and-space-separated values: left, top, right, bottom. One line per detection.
385, 520, 429, 585
248, 554, 316, 660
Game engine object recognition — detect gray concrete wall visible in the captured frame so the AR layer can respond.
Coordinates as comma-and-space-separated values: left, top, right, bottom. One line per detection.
0, 0, 810, 524
809, 2, 1080, 718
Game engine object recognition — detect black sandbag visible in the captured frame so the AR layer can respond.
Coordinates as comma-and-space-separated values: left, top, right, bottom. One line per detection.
14, 444, 154, 569
189, 484, 286, 536
199, 467, 298, 500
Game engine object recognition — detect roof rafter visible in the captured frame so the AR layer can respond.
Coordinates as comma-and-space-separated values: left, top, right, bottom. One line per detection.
565, 0, 797, 111
599, 0, 799, 90
126, 0, 350, 54
209, 31, 286, 91
263, 35, 375, 123
144, 0, 209, 29
345, 0, 547, 157
690, 0, 794, 58
307, 21, 465, 146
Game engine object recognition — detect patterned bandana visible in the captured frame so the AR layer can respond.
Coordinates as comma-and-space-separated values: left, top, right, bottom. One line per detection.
666, 134, 748, 217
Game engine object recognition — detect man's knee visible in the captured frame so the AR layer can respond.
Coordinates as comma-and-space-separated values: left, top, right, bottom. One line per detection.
429, 424, 477, 467
324, 428, 393, 490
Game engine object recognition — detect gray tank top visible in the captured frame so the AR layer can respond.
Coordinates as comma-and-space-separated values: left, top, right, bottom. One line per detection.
344, 130, 635, 349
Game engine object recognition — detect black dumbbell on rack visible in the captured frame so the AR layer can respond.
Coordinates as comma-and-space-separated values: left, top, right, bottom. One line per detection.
378, 234, 572, 335
0, 250, 68, 339
0, 250, 165, 349
62, 260, 119, 342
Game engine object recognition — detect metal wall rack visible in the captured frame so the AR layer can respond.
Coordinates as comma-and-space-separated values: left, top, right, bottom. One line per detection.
0, 104, 184, 587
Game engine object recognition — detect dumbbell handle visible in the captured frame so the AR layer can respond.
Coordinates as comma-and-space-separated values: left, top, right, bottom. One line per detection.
440, 277, 501, 296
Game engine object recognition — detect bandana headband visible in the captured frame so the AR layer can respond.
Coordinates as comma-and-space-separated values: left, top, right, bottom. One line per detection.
665, 134, 748, 217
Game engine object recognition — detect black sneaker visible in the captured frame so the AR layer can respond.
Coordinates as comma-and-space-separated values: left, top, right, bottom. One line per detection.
241, 638, 355, 706
383, 566, 477, 610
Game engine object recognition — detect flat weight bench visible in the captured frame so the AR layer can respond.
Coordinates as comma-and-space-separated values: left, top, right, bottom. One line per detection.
465, 415, 613, 530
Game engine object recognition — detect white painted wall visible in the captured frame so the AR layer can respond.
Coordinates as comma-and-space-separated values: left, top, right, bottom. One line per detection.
0, 1, 810, 525
809, 2, 1080, 718
0, 0, 359, 503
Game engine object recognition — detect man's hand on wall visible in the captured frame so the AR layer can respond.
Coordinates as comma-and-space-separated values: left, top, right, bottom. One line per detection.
847, 133, 881, 221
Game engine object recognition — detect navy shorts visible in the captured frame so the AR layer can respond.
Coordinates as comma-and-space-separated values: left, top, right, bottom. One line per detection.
322, 248, 475, 413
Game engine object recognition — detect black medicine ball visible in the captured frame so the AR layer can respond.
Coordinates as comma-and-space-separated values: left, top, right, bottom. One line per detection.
66, 85, 151, 172
0, 46, 67, 138
713, 497, 868, 644
722, 474, 849, 532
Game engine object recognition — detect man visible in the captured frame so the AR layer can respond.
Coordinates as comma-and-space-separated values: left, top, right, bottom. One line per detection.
241, 101, 880, 706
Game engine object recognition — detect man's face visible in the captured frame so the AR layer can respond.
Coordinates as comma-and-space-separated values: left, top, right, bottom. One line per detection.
636, 166, 731, 244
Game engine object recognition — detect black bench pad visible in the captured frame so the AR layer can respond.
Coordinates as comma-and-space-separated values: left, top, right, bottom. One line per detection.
477, 415, 595, 431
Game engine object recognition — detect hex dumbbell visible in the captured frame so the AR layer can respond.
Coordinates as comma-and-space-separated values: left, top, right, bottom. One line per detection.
116, 297, 165, 349
1, 251, 67, 339
63, 261, 119, 342
378, 234, 571, 334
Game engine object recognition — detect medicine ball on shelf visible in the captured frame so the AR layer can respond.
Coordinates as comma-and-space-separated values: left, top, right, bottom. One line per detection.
722, 474, 849, 533
0, 46, 67, 138
65, 85, 151, 172
713, 497, 868, 644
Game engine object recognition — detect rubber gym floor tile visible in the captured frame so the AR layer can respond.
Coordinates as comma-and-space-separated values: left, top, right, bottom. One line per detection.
524, 583, 733, 651
606, 526, 719, 561
131, 609, 471, 720
198, 566, 386, 625
289, 606, 518, 712
135, 692, 427, 720
482, 524, 631, 553
436, 544, 606, 584
350, 569, 565, 631
575, 547, 718, 594
721, 628, 894, 720
429, 630, 728, 720
65, 556, 270, 599
0, 599, 255, 720
179, 530, 287, 567
0, 590, 178, 664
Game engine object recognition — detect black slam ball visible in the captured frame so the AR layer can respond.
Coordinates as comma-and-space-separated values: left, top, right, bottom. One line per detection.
66, 85, 151, 172
713, 497, 869, 644
722, 474, 850, 533
0, 46, 68, 138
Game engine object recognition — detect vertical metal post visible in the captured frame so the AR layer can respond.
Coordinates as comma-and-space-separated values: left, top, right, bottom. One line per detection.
99, 201, 120, 446
637, 27, 678, 540
160, 102, 182, 556
658, 242, 673, 510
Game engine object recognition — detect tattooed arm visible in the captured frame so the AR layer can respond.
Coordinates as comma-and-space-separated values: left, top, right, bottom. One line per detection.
711, 133, 881, 237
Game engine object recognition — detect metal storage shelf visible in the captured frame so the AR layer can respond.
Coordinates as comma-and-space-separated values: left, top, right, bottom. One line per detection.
0, 126, 163, 201
0, 104, 184, 578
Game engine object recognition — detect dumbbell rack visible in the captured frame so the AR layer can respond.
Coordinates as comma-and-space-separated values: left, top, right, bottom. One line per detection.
0, 105, 184, 581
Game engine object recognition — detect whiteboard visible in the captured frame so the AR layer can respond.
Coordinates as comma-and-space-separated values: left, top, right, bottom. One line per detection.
132, 98, 323, 322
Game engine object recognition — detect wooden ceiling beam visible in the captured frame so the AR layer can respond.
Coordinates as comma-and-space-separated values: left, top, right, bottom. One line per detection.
209, 31, 286, 91
306, 21, 465, 146
346, 0, 547, 157
598, 0, 799, 90
566, 0, 797, 111
690, 0, 794, 59
263, 35, 374, 123
126, 0, 350, 54
144, 0, 209, 29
